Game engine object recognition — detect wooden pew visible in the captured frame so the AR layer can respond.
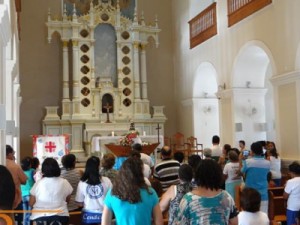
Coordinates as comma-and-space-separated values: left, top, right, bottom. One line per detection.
235, 185, 242, 211
268, 187, 286, 224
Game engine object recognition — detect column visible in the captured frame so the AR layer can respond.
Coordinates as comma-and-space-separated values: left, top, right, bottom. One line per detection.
140, 44, 147, 99
133, 42, 141, 99
62, 40, 69, 100
72, 40, 80, 115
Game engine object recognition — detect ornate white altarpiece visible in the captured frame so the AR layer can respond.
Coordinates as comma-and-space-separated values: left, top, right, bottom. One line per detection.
43, 0, 167, 156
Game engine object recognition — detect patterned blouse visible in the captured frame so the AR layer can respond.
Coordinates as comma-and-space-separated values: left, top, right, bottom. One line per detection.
174, 190, 238, 225
168, 182, 193, 225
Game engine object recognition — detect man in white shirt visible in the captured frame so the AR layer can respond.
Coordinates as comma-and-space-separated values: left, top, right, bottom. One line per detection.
211, 135, 222, 157
132, 143, 154, 169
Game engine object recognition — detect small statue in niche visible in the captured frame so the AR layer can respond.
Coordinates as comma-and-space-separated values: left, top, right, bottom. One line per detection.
103, 103, 112, 123
102, 94, 113, 113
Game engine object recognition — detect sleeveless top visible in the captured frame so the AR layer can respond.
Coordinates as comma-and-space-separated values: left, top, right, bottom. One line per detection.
168, 182, 192, 225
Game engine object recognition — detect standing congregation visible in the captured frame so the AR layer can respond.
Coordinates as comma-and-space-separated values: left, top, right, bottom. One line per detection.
1, 136, 299, 225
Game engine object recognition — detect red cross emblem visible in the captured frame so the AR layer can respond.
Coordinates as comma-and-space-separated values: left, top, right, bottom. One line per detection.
45, 141, 56, 153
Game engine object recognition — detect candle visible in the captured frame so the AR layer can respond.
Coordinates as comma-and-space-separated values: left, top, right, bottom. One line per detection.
112, 131, 115, 137
143, 131, 146, 136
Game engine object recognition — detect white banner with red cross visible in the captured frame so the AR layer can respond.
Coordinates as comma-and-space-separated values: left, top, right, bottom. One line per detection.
32, 135, 70, 166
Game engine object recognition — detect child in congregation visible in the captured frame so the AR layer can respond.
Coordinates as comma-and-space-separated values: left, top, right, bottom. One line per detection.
238, 187, 269, 225
20, 157, 35, 225
31, 157, 42, 182
223, 150, 243, 202
283, 161, 300, 225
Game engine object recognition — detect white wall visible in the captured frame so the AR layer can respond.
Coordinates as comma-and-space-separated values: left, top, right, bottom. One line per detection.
0, 0, 20, 164
172, 0, 300, 156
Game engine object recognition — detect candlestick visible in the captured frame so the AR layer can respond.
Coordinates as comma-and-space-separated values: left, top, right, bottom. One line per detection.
112, 131, 115, 137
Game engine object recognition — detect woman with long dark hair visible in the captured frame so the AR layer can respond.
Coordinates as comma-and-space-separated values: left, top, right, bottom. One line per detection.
75, 156, 112, 225
21, 156, 35, 225
266, 142, 282, 186
102, 157, 163, 225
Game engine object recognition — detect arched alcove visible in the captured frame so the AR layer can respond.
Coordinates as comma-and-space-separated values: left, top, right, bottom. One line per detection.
193, 62, 218, 97
232, 41, 276, 144
193, 62, 219, 148
102, 93, 114, 113
94, 24, 118, 87
233, 45, 271, 88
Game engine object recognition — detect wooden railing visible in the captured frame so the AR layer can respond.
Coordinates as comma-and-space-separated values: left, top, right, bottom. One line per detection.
227, 0, 272, 27
189, 2, 217, 49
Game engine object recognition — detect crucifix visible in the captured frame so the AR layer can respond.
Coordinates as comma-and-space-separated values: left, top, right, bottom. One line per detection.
104, 103, 112, 123
156, 123, 161, 144
156, 123, 162, 156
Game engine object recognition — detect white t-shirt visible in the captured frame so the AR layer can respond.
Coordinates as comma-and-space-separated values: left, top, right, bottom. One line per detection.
141, 153, 154, 168
211, 145, 222, 157
144, 177, 151, 186
75, 176, 112, 212
269, 156, 281, 179
223, 162, 242, 183
238, 211, 269, 225
30, 177, 73, 220
284, 177, 300, 211
143, 163, 151, 178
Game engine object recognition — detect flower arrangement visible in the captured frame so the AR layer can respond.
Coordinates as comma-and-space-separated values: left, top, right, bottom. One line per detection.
119, 130, 139, 146
119, 122, 140, 146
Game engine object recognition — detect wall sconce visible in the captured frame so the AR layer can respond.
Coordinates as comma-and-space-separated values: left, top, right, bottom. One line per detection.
218, 83, 226, 91
246, 81, 251, 88
203, 106, 212, 114
247, 107, 257, 117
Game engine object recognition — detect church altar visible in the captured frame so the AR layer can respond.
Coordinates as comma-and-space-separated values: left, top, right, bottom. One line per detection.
105, 143, 159, 157
42, 0, 167, 156
91, 135, 164, 159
